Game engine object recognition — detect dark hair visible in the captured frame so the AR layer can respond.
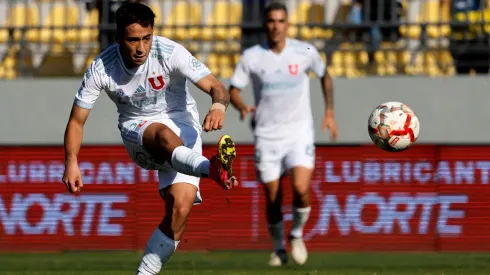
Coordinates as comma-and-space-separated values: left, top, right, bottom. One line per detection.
116, 2, 155, 35
264, 1, 288, 19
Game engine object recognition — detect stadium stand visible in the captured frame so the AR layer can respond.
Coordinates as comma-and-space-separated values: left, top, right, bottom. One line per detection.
0, 0, 489, 79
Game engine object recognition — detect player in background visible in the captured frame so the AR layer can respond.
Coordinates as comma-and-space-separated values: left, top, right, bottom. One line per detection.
61, 3, 237, 274
229, 2, 337, 267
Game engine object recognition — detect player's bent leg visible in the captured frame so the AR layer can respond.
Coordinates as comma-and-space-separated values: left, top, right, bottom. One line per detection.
263, 178, 287, 267
142, 123, 208, 177
136, 182, 196, 275
159, 182, 197, 240
142, 123, 237, 189
289, 166, 314, 266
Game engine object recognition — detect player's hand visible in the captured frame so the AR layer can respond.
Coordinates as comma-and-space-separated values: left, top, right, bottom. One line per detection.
239, 105, 256, 121
322, 112, 338, 141
203, 109, 225, 132
62, 161, 84, 193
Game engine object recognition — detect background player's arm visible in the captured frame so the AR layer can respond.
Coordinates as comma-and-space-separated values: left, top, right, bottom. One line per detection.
321, 69, 334, 116
309, 46, 337, 140
229, 54, 255, 121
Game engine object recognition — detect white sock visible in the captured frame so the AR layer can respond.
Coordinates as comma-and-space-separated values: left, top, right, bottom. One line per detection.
170, 146, 210, 177
290, 206, 311, 238
136, 228, 180, 275
268, 221, 285, 252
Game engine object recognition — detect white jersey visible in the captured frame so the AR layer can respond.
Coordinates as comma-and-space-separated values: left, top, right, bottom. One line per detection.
230, 38, 326, 140
74, 36, 211, 129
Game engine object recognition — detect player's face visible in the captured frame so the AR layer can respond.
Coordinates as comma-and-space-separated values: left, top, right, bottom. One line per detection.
118, 23, 153, 68
265, 9, 288, 44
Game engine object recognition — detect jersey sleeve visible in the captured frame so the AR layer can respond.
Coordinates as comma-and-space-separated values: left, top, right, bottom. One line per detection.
170, 44, 212, 84
229, 55, 250, 89
74, 62, 104, 110
308, 46, 326, 78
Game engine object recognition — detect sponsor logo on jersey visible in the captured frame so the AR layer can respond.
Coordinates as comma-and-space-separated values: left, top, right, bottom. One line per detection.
116, 89, 125, 97
134, 85, 146, 97
188, 56, 204, 71
148, 76, 165, 90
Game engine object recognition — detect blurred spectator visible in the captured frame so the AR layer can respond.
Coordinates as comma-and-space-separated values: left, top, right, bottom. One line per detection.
346, 0, 402, 63
84, 0, 148, 51
240, 0, 268, 50
450, 0, 490, 74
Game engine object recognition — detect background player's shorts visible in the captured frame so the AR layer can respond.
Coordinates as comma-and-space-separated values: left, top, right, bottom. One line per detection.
254, 131, 315, 184
119, 118, 203, 204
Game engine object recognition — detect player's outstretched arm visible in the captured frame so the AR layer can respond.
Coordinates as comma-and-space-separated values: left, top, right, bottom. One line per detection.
229, 86, 255, 121
320, 69, 337, 140
194, 74, 230, 132
62, 104, 90, 193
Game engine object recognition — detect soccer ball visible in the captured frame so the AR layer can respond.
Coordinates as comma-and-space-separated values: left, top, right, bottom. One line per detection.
368, 101, 420, 152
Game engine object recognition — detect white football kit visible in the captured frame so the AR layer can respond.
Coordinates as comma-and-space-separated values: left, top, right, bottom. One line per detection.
75, 36, 211, 203
230, 38, 326, 183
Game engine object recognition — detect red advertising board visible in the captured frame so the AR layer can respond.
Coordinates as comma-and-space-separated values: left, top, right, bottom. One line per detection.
1, 145, 490, 252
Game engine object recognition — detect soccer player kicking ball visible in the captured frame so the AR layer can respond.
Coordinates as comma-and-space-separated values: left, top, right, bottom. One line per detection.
61, 3, 237, 274
229, 2, 337, 267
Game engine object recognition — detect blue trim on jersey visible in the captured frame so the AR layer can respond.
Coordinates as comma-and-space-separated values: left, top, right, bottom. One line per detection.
229, 79, 247, 89
155, 41, 175, 55
191, 70, 211, 84
96, 54, 118, 72
74, 98, 94, 110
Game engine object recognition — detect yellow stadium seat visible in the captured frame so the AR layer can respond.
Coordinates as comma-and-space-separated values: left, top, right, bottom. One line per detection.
5, 68, 17, 79
399, 0, 450, 39
0, 30, 7, 44
217, 54, 235, 78
160, 2, 201, 41
329, 51, 344, 77
148, 1, 162, 35
0, 3, 8, 44
77, 9, 99, 43
308, 4, 333, 39
33, 5, 79, 44
288, 1, 312, 39
205, 53, 220, 76
374, 44, 398, 76
6, 5, 40, 42
201, 1, 242, 41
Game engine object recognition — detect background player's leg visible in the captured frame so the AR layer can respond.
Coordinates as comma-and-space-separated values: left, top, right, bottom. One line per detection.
136, 182, 196, 275
289, 166, 313, 265
142, 123, 210, 177
263, 178, 287, 266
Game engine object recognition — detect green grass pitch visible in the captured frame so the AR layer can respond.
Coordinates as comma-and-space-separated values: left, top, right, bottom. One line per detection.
1, 251, 490, 275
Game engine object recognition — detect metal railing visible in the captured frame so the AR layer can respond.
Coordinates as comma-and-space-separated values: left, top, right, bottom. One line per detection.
0, 0, 488, 78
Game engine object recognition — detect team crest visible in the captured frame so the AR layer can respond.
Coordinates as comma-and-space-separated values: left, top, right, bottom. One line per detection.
288, 64, 299, 75
148, 75, 165, 90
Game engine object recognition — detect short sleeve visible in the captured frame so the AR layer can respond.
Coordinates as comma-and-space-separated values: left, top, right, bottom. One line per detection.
308, 46, 326, 78
74, 62, 104, 110
230, 55, 250, 89
170, 44, 212, 83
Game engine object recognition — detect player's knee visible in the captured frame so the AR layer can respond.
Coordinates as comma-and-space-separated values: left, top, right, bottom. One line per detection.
293, 191, 311, 208
171, 204, 192, 220
156, 127, 183, 150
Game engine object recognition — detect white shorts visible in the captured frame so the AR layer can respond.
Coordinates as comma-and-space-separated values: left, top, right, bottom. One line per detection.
119, 118, 203, 204
254, 133, 315, 184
